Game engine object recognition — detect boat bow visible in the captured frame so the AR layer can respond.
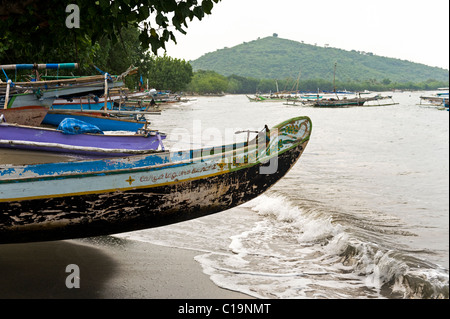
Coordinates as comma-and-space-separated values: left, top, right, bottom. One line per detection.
0, 116, 312, 244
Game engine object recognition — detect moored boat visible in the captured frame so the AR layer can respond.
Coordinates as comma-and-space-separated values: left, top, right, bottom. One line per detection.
247, 94, 299, 102
0, 116, 312, 244
420, 88, 449, 108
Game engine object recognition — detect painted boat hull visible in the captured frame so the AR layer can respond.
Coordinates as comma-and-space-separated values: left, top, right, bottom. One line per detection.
50, 98, 113, 110
0, 123, 165, 157
43, 112, 146, 132
0, 106, 48, 126
313, 101, 364, 107
0, 116, 312, 244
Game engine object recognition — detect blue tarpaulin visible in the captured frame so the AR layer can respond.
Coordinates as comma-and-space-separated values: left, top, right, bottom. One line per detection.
57, 118, 104, 135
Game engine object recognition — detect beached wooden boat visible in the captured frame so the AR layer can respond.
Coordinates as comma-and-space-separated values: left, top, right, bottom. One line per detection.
1, 76, 123, 109
0, 120, 166, 157
0, 116, 312, 244
0, 105, 48, 126
0, 63, 129, 109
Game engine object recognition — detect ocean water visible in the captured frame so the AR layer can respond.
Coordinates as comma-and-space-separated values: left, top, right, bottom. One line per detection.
115, 93, 449, 299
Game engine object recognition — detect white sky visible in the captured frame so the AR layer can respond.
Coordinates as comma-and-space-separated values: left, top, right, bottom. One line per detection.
162, 0, 449, 70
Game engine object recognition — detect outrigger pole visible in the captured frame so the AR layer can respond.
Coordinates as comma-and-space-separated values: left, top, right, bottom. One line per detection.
0, 63, 78, 70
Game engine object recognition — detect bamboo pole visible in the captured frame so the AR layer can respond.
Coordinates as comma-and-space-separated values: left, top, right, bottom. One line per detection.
0, 75, 105, 88
104, 73, 108, 111
3, 80, 11, 109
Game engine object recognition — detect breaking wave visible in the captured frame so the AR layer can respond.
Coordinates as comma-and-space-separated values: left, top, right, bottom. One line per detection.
196, 194, 449, 299
116, 193, 448, 299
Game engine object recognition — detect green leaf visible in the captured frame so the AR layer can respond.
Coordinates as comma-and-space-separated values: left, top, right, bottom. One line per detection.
202, 0, 214, 14
193, 6, 204, 19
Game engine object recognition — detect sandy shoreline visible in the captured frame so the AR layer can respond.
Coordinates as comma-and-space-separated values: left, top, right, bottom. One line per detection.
0, 236, 253, 299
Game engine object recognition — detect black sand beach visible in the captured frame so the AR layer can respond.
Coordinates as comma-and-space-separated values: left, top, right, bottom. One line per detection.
0, 236, 252, 299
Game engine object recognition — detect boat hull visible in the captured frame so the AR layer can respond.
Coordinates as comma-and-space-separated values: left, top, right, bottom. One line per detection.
50, 98, 113, 110
0, 106, 48, 126
0, 116, 312, 244
313, 100, 365, 107
0, 143, 305, 244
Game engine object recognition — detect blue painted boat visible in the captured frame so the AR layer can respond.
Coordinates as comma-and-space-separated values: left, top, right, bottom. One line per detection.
50, 96, 113, 110
43, 110, 148, 132
0, 116, 312, 244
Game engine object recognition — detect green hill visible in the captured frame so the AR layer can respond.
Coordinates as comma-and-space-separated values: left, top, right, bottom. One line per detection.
190, 36, 449, 83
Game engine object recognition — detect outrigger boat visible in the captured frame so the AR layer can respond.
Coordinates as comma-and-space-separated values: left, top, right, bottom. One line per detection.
310, 94, 395, 108
420, 88, 449, 109
0, 63, 129, 109
0, 116, 312, 244
0, 118, 166, 158
247, 94, 299, 102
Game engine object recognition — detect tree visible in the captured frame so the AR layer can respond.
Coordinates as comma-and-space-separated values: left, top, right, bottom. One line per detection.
187, 70, 227, 94
146, 54, 193, 92
0, 0, 221, 64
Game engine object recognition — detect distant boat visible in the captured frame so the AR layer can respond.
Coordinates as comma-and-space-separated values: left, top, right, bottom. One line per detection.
310, 94, 393, 108
247, 94, 298, 102
420, 88, 449, 108
0, 119, 166, 157
312, 97, 366, 107
0, 116, 312, 244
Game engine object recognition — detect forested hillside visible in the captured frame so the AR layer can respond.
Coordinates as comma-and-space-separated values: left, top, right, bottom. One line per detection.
190, 36, 449, 83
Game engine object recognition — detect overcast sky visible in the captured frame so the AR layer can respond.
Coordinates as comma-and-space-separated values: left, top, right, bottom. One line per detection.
163, 0, 449, 70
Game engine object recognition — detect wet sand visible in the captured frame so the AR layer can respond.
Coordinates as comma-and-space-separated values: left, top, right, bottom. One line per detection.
0, 236, 253, 299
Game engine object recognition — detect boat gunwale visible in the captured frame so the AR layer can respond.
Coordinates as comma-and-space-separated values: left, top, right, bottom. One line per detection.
45, 111, 150, 125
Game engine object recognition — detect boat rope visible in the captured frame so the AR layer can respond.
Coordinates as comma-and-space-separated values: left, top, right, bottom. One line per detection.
1, 68, 14, 87
93, 65, 113, 82
116, 65, 139, 81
